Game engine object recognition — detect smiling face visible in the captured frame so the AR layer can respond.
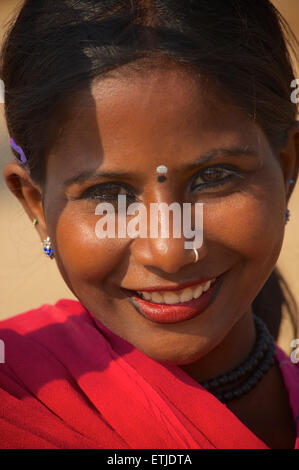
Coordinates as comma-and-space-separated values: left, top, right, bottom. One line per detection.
6, 64, 294, 376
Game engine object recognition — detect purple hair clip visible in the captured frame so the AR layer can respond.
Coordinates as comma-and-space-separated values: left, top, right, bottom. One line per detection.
9, 137, 27, 164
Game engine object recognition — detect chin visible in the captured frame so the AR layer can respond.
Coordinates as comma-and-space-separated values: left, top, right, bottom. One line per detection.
136, 341, 206, 366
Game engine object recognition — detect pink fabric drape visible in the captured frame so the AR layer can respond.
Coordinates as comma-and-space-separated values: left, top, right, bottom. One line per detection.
0, 299, 298, 449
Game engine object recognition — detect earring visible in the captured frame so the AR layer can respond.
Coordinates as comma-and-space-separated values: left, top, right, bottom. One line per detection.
42, 236, 55, 259
285, 208, 290, 224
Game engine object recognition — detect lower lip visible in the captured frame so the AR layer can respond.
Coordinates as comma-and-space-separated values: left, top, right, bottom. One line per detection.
129, 278, 221, 324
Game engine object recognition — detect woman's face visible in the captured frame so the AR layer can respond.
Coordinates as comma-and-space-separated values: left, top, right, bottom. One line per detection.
39, 66, 289, 367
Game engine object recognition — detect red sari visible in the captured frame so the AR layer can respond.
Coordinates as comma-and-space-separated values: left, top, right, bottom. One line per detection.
0, 299, 298, 449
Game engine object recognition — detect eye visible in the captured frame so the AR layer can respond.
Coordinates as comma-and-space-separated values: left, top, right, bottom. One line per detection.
81, 182, 137, 202
191, 166, 241, 192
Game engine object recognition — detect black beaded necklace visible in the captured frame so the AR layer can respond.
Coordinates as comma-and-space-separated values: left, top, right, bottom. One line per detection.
200, 315, 276, 403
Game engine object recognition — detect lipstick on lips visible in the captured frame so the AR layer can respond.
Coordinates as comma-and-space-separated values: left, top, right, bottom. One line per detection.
127, 276, 220, 324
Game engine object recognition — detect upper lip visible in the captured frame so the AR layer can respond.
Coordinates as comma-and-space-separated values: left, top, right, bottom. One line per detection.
123, 276, 218, 293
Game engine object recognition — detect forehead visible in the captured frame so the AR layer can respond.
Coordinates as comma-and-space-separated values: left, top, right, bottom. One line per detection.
68, 64, 239, 134
46, 64, 268, 179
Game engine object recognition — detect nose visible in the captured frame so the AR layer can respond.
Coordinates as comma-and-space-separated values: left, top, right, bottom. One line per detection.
130, 200, 207, 273
132, 236, 207, 274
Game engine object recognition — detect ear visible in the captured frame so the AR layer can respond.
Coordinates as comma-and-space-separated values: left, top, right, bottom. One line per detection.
278, 121, 299, 201
3, 162, 47, 240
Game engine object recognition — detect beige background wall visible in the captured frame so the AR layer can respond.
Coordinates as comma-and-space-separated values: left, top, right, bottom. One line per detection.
0, 1, 298, 349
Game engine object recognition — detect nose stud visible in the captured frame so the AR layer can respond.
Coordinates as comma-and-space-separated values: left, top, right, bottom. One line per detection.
193, 248, 199, 263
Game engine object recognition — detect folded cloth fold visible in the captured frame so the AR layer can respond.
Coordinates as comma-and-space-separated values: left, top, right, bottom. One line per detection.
0, 299, 298, 449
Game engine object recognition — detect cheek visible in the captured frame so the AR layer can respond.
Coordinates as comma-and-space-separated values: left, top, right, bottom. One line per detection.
54, 208, 128, 282
205, 186, 285, 264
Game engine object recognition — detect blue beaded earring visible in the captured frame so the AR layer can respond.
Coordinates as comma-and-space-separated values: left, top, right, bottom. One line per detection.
42, 236, 54, 259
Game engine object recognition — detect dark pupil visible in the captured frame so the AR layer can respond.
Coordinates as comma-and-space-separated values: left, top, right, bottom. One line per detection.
202, 168, 224, 181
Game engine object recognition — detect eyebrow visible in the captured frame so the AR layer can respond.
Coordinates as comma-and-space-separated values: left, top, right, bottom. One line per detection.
64, 146, 259, 187
64, 170, 133, 187
183, 146, 260, 171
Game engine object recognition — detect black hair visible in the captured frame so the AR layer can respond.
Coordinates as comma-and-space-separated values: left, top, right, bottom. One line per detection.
1, 0, 298, 336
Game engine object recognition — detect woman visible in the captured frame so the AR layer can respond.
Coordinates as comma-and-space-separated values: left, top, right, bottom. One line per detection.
0, 0, 298, 449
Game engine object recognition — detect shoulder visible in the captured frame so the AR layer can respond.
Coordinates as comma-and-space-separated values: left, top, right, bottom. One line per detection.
275, 344, 299, 371
275, 345, 299, 427
0, 299, 97, 374
0, 298, 90, 334
0, 299, 105, 395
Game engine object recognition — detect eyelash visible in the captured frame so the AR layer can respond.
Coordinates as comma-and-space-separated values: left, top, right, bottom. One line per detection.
81, 183, 137, 202
190, 166, 242, 192
79, 166, 242, 202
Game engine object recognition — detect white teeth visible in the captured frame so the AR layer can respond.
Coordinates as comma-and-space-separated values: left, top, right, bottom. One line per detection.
138, 291, 151, 300
193, 284, 203, 298
202, 280, 211, 292
137, 278, 216, 304
163, 292, 180, 304
179, 288, 193, 302
151, 292, 163, 303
